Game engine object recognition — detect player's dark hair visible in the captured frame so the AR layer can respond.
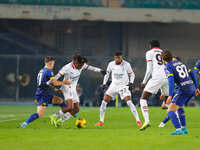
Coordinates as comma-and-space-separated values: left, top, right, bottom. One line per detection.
73, 54, 84, 65
161, 50, 173, 62
115, 52, 122, 56
45, 56, 54, 63
150, 40, 160, 48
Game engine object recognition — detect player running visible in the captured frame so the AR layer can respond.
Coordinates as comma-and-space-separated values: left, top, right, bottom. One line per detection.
161, 50, 199, 135
50, 54, 106, 127
139, 40, 169, 130
96, 52, 142, 127
21, 56, 70, 128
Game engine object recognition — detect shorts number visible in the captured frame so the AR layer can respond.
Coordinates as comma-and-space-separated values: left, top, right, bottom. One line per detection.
156, 54, 163, 65
176, 64, 189, 78
119, 88, 127, 95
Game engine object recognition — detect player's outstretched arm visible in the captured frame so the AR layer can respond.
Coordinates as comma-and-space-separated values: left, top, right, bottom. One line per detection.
51, 77, 71, 86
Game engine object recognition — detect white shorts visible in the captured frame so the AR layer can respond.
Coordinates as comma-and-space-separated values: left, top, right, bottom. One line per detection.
60, 85, 79, 103
144, 78, 169, 96
105, 84, 131, 100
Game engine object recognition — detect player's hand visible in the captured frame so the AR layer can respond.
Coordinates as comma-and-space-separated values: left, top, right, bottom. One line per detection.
63, 80, 71, 85
100, 70, 106, 76
128, 83, 134, 91
161, 101, 167, 109
141, 83, 146, 88
195, 88, 200, 96
166, 96, 172, 104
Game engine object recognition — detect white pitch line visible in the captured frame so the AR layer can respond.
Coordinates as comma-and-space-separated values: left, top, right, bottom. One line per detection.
0, 118, 17, 123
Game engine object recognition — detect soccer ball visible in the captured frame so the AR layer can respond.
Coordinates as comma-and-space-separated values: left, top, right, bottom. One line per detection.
75, 118, 87, 128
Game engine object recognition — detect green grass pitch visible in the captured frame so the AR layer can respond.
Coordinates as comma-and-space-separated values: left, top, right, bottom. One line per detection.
0, 105, 200, 150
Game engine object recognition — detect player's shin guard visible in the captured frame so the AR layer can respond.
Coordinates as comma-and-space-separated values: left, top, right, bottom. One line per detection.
26, 113, 39, 124
60, 112, 72, 122
140, 99, 149, 123
177, 108, 186, 127
127, 100, 140, 121
100, 100, 107, 122
168, 111, 181, 130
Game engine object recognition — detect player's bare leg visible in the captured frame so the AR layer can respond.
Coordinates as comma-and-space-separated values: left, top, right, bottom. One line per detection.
96, 94, 111, 127
124, 96, 142, 127
140, 91, 152, 130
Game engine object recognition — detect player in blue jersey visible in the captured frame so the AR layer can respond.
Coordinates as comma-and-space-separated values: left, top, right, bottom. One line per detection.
161, 50, 199, 135
194, 59, 200, 87
21, 56, 71, 128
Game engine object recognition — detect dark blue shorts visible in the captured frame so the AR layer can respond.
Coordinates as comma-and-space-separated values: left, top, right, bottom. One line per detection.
35, 95, 53, 106
172, 90, 195, 106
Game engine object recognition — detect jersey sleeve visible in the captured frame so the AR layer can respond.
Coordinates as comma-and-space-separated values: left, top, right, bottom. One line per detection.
146, 51, 152, 62
194, 60, 200, 74
127, 63, 135, 83
83, 63, 101, 72
56, 65, 69, 79
165, 65, 174, 96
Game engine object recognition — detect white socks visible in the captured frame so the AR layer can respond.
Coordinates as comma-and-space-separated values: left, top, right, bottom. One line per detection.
140, 99, 149, 123
100, 100, 107, 122
127, 100, 140, 122
60, 112, 72, 122
54, 110, 64, 118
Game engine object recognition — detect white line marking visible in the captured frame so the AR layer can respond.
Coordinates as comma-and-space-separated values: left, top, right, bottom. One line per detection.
0, 118, 17, 123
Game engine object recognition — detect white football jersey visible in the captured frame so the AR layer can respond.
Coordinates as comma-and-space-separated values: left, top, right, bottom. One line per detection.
145, 48, 166, 79
103, 60, 135, 86
57, 62, 101, 88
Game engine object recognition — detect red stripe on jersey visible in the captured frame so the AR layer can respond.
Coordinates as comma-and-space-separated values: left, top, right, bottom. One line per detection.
146, 60, 152, 62
72, 63, 75, 69
58, 72, 63, 76
83, 65, 89, 70
106, 70, 110, 73
128, 72, 133, 74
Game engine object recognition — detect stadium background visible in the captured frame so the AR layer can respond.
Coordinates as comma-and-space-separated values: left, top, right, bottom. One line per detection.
0, 0, 200, 107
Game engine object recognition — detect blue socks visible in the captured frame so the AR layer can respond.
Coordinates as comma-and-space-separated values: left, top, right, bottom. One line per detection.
162, 116, 170, 124
168, 111, 181, 129
178, 108, 186, 127
25, 113, 39, 124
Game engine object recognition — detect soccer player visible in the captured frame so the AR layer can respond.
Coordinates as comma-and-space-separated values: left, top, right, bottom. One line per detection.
194, 59, 200, 87
139, 40, 169, 130
161, 50, 199, 135
21, 56, 71, 128
50, 54, 106, 127
96, 52, 142, 127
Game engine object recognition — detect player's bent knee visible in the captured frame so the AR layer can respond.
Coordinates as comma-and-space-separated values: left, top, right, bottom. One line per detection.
104, 95, 112, 103
141, 91, 152, 100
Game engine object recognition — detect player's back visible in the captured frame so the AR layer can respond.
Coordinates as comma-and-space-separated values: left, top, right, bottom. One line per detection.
36, 67, 54, 96
166, 61, 195, 93
146, 48, 166, 79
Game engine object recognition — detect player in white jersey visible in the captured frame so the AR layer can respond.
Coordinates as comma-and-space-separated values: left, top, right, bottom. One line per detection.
96, 52, 142, 127
140, 40, 169, 130
50, 54, 106, 127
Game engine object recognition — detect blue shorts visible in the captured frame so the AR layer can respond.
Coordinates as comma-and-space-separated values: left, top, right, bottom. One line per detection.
172, 90, 195, 106
35, 95, 53, 106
